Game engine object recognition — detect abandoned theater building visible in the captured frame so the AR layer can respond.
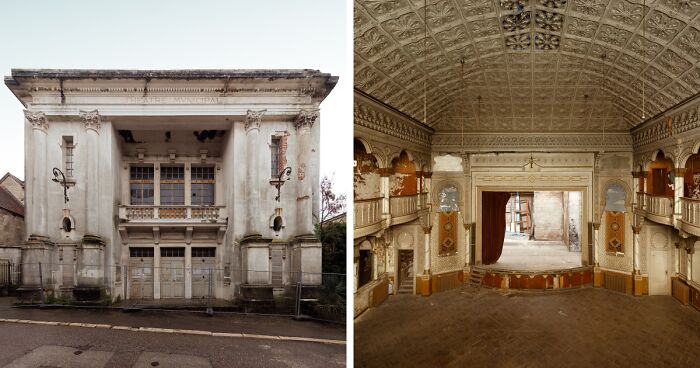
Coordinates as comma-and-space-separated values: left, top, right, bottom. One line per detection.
4, 69, 337, 301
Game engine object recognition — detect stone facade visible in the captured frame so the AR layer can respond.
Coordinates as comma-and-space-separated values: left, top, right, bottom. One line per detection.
5, 69, 337, 301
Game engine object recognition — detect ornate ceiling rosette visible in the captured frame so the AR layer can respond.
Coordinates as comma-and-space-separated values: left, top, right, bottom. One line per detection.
355, 0, 700, 133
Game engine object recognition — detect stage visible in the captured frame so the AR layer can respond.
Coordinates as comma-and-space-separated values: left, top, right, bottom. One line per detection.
487, 238, 582, 271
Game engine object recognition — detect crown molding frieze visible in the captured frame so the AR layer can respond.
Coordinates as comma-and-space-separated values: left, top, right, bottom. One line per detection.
432, 132, 633, 152
631, 94, 700, 150
354, 92, 433, 149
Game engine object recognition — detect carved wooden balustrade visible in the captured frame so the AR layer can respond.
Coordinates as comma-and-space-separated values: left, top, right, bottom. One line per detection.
636, 192, 645, 210
643, 194, 674, 223
681, 197, 700, 227
354, 197, 383, 230
389, 194, 419, 218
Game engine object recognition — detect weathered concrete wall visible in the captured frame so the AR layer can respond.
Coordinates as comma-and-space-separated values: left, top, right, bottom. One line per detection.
0, 209, 23, 244
534, 192, 563, 241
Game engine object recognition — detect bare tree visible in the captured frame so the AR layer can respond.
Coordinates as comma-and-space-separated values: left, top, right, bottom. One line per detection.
319, 175, 346, 231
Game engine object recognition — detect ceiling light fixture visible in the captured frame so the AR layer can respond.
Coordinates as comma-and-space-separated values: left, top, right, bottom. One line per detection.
641, 0, 646, 120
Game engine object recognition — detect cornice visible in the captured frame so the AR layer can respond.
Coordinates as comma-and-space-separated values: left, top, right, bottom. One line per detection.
354, 91, 433, 149
432, 132, 633, 152
630, 94, 700, 149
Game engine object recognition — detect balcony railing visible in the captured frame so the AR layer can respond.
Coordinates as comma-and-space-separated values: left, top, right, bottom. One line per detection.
644, 194, 673, 218
420, 192, 428, 208
681, 197, 700, 227
119, 205, 226, 222
390, 194, 418, 218
354, 197, 383, 229
636, 192, 645, 210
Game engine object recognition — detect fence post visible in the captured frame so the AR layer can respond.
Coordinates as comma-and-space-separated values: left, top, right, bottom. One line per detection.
38, 262, 45, 304
206, 268, 213, 316
295, 273, 302, 319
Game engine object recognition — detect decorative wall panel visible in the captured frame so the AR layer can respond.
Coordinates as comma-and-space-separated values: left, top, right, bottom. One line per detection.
438, 212, 458, 256
605, 211, 625, 253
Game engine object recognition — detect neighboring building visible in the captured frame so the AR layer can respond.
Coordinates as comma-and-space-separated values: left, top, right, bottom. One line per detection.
0, 173, 24, 287
0, 172, 25, 205
5, 69, 337, 301
323, 212, 347, 225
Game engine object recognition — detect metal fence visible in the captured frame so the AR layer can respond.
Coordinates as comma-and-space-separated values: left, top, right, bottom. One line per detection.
0, 261, 19, 295
9, 262, 346, 323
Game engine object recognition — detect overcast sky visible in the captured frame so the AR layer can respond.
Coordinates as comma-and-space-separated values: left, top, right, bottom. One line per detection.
0, 0, 351, 197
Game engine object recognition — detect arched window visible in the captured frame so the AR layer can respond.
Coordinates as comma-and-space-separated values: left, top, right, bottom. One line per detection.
437, 184, 459, 212
604, 183, 626, 212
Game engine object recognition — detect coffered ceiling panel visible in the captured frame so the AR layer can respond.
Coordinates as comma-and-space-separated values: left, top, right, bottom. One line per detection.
354, 0, 700, 132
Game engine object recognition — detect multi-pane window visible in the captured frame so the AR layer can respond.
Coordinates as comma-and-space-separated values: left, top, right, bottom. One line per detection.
63, 136, 74, 178
129, 247, 154, 258
271, 137, 281, 178
130, 166, 154, 205
192, 247, 216, 258
160, 247, 185, 257
160, 166, 185, 205
191, 166, 215, 205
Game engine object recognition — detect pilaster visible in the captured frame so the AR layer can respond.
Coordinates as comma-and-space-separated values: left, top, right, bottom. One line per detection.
80, 110, 101, 237
245, 109, 266, 237
295, 109, 318, 236
25, 110, 49, 238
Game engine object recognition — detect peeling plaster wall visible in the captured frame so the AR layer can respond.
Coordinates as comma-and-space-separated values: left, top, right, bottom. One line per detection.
534, 192, 564, 241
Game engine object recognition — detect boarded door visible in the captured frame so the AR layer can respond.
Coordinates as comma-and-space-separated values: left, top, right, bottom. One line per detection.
160, 247, 185, 298
192, 247, 216, 298
129, 247, 154, 299
271, 247, 284, 286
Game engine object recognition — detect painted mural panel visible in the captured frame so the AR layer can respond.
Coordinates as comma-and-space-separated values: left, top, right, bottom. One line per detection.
605, 211, 625, 253
438, 212, 457, 256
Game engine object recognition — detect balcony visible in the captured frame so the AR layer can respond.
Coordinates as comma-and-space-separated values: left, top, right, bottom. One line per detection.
680, 197, 700, 237
390, 194, 419, 225
354, 197, 383, 238
119, 205, 227, 223
420, 192, 428, 209
636, 192, 645, 210
642, 193, 674, 225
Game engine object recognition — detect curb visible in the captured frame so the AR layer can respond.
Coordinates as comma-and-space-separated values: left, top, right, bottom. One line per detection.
0, 318, 345, 345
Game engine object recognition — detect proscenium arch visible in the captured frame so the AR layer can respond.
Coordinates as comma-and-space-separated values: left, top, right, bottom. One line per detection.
473, 185, 591, 267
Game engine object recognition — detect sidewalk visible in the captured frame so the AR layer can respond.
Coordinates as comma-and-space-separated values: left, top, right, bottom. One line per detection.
0, 297, 345, 342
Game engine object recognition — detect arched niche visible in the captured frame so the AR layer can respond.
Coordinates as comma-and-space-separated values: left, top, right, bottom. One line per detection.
603, 181, 630, 212
390, 151, 417, 196
354, 139, 381, 200
684, 146, 700, 199
647, 150, 674, 197
436, 182, 460, 212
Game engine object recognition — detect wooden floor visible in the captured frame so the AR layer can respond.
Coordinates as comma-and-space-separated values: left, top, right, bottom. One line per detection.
355, 287, 700, 368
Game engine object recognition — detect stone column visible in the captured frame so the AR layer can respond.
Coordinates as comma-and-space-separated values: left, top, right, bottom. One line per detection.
25, 110, 49, 238
593, 222, 603, 287
423, 225, 431, 274
294, 109, 318, 236
632, 224, 643, 296
463, 223, 471, 267
244, 109, 265, 237
674, 168, 686, 225
80, 110, 101, 236
379, 168, 391, 224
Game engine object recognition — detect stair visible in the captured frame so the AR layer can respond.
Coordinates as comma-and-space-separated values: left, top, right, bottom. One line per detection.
465, 267, 485, 292
398, 270, 414, 294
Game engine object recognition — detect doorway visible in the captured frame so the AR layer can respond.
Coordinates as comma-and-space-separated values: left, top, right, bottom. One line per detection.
397, 250, 414, 294
160, 247, 185, 298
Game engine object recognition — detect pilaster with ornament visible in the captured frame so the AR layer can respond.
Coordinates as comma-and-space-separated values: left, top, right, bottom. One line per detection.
80, 110, 102, 236
244, 109, 266, 236
24, 110, 49, 237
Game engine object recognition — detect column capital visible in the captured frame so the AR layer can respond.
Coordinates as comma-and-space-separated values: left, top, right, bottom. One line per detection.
245, 109, 266, 132
24, 110, 48, 132
378, 167, 393, 177
422, 225, 432, 234
80, 109, 101, 132
295, 109, 319, 131
592, 222, 600, 230
632, 225, 642, 234
675, 168, 687, 176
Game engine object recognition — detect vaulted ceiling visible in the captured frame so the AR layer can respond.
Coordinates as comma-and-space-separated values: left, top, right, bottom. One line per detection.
354, 0, 700, 132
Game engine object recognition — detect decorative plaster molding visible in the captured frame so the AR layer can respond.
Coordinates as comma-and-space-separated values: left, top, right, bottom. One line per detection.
79, 110, 101, 132
295, 109, 319, 131
470, 152, 595, 168
631, 95, 700, 149
24, 110, 48, 132
244, 109, 266, 132
432, 133, 632, 152
354, 94, 432, 149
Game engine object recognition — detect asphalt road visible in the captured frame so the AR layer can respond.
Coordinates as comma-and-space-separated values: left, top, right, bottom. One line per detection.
0, 300, 346, 367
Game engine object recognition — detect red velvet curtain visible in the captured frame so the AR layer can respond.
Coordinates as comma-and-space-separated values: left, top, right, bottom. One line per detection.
482, 191, 511, 265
